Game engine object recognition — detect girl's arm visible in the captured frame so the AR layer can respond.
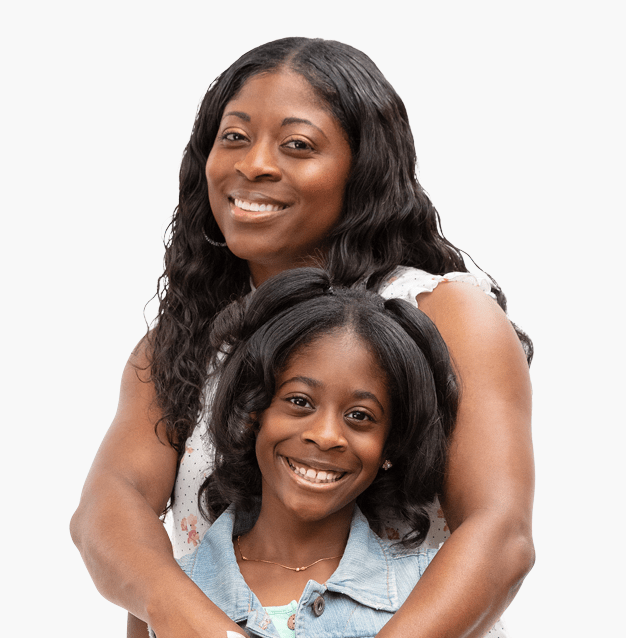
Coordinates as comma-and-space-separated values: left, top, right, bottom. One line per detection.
377, 281, 534, 638
70, 344, 249, 638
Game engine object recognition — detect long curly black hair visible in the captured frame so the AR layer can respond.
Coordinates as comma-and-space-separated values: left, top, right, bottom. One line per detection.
199, 268, 459, 546
146, 37, 532, 499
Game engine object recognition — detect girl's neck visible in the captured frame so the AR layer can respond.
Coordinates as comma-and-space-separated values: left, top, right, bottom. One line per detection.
240, 499, 354, 569
235, 501, 353, 607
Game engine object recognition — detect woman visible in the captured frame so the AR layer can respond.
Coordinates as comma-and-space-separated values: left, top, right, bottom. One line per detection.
71, 37, 534, 638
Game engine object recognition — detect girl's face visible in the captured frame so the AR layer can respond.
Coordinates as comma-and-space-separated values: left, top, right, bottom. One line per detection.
255, 329, 391, 524
206, 69, 352, 286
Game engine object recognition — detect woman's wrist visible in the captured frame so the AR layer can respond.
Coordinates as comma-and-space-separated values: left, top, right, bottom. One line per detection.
146, 575, 245, 638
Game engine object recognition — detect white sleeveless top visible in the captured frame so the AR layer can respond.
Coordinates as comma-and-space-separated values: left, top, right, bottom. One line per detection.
169, 266, 509, 637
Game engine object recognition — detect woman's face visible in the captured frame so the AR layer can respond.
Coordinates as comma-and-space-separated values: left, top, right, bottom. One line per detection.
206, 69, 352, 286
255, 329, 391, 525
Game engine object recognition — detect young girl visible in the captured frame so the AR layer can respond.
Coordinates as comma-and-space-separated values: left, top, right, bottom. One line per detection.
166, 267, 458, 638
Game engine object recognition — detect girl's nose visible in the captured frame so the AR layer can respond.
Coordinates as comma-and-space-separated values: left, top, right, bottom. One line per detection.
234, 140, 281, 181
301, 413, 348, 451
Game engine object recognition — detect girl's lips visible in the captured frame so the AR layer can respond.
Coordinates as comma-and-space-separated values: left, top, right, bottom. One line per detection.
284, 457, 347, 484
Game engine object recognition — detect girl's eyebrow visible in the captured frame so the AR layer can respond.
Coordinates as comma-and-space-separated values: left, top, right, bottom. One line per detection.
278, 377, 385, 414
352, 390, 386, 415
278, 376, 321, 390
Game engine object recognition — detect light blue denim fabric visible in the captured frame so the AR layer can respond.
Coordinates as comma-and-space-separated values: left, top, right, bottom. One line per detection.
176, 505, 437, 638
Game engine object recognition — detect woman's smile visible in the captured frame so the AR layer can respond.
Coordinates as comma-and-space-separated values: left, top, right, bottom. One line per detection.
206, 69, 352, 286
227, 193, 291, 222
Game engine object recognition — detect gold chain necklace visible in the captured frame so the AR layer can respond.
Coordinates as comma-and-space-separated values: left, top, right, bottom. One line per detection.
236, 536, 342, 572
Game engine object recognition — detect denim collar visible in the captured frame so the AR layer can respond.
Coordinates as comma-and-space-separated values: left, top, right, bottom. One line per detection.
182, 504, 401, 622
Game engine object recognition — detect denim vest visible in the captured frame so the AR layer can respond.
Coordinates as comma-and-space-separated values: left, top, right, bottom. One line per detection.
176, 505, 437, 638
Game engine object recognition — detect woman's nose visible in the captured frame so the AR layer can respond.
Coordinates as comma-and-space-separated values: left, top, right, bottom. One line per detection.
302, 413, 348, 451
234, 140, 281, 181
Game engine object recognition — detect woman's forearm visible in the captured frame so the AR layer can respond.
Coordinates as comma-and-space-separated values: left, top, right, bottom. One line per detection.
70, 474, 245, 637
393, 282, 535, 637
71, 349, 249, 636
377, 511, 534, 638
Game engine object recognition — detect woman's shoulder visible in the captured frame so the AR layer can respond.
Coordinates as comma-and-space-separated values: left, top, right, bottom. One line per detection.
378, 266, 495, 307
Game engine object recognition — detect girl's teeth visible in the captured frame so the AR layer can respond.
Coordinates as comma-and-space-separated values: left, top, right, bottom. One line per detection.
287, 459, 343, 483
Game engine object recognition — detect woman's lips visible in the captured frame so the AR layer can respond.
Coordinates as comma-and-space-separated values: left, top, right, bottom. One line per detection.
228, 198, 290, 222
233, 198, 287, 213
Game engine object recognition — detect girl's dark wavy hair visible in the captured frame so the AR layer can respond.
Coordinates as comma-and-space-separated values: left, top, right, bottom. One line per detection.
198, 268, 459, 546
146, 37, 533, 502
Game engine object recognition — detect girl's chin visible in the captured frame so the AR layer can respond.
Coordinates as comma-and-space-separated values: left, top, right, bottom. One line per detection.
271, 497, 356, 526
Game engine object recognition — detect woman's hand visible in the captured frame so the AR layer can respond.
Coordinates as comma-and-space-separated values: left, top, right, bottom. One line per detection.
70, 341, 247, 637
377, 281, 534, 637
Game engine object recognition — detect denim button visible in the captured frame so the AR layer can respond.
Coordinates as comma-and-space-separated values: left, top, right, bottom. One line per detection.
312, 595, 325, 616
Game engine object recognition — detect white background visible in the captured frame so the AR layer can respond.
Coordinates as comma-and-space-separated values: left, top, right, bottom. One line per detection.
2, 1, 624, 636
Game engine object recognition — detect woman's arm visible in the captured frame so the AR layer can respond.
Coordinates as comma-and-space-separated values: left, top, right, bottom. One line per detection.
377, 281, 534, 638
70, 343, 249, 638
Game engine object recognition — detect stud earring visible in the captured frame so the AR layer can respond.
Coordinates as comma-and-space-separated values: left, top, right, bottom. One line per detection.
382, 460, 393, 471
203, 230, 227, 247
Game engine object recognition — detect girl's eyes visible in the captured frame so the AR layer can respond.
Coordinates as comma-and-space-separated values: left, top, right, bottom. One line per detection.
285, 397, 374, 424
346, 410, 373, 423
287, 396, 312, 409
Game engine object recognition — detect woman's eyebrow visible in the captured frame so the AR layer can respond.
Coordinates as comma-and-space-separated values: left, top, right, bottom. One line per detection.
281, 117, 327, 138
222, 110, 250, 122
221, 112, 327, 139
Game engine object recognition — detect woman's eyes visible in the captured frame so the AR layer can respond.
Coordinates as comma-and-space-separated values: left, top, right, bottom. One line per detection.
283, 138, 313, 152
220, 131, 248, 143
218, 131, 313, 152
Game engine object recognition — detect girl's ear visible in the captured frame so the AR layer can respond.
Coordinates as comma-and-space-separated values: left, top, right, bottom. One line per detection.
248, 413, 260, 435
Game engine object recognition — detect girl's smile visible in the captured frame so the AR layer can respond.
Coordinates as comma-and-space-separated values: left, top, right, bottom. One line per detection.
285, 456, 346, 484
254, 329, 392, 525
206, 69, 352, 286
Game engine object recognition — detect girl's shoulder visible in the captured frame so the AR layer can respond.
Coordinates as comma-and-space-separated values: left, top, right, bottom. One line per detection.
378, 266, 495, 306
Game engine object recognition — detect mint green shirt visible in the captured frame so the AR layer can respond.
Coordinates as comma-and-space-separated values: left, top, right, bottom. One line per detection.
264, 600, 297, 638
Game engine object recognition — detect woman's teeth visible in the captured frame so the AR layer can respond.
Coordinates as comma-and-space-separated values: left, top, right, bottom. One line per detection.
234, 198, 285, 213
287, 459, 345, 484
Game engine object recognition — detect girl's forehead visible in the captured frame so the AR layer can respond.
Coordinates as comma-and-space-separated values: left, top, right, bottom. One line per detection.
283, 329, 384, 375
